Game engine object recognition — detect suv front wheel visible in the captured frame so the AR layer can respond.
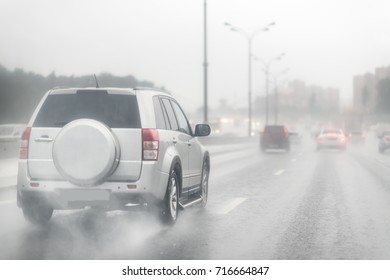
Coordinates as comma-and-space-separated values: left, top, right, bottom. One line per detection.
199, 161, 209, 208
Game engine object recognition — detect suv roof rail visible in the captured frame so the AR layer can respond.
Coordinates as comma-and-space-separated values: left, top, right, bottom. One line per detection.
134, 87, 171, 95
52, 86, 71, 90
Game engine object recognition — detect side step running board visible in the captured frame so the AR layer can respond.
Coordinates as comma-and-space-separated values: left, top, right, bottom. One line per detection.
179, 197, 202, 209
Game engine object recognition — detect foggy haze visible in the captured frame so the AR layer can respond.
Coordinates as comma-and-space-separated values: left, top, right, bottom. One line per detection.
1, 0, 390, 113
4, 5, 390, 278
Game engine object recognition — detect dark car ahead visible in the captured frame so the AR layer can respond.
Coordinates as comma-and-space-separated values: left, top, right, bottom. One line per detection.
347, 130, 365, 144
260, 125, 290, 152
378, 131, 390, 153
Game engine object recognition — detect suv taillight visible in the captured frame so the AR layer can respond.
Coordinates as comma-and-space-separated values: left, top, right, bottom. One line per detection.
142, 129, 159, 161
19, 127, 31, 159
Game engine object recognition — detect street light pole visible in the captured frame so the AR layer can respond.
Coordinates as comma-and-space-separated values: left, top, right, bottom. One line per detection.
273, 69, 289, 124
203, 0, 208, 123
248, 37, 252, 137
255, 53, 285, 125
224, 22, 275, 136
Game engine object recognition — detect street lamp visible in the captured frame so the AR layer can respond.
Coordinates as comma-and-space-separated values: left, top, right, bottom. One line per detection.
272, 68, 289, 124
203, 0, 208, 123
224, 21, 275, 136
254, 53, 285, 125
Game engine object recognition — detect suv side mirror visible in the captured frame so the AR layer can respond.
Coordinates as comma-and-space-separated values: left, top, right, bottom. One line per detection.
194, 124, 211, 137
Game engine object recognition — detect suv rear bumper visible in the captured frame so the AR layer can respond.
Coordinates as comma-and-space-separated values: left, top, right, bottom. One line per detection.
17, 160, 169, 210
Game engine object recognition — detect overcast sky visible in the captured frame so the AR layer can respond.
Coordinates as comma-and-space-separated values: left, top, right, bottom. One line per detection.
1, 0, 389, 113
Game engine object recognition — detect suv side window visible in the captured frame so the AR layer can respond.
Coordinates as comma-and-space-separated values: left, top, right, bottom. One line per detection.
153, 96, 168, 129
171, 101, 191, 135
161, 98, 179, 131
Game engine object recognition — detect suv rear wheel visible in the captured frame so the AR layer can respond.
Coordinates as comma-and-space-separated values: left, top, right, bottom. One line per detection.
160, 169, 179, 224
22, 202, 53, 225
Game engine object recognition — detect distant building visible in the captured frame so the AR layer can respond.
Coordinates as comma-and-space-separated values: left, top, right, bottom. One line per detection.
353, 65, 390, 113
277, 80, 339, 114
252, 79, 340, 124
353, 73, 375, 113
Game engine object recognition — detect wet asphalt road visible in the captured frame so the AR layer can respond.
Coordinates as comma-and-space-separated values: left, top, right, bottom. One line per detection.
2, 132, 390, 259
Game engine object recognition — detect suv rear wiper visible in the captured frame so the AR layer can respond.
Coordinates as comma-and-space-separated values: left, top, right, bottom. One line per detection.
54, 122, 69, 127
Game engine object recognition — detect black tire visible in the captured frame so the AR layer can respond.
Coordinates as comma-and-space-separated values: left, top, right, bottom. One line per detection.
199, 161, 209, 208
22, 203, 53, 225
160, 169, 179, 225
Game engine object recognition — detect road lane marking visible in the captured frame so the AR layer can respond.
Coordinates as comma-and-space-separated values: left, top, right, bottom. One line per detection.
214, 197, 247, 215
291, 158, 297, 162
274, 169, 285, 176
0, 199, 16, 206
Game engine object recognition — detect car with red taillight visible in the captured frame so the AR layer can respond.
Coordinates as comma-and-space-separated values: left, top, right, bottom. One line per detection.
316, 129, 346, 151
17, 87, 211, 225
378, 131, 390, 153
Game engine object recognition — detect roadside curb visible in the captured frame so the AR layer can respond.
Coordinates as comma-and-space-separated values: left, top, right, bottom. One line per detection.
0, 185, 15, 196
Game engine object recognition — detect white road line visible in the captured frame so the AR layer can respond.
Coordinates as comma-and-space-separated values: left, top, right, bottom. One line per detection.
274, 169, 285, 176
214, 197, 247, 215
0, 199, 16, 206
291, 158, 297, 162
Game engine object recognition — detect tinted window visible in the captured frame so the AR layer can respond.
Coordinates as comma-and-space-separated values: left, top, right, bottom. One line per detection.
33, 93, 141, 128
171, 101, 191, 135
153, 96, 168, 129
265, 126, 284, 133
161, 99, 179, 131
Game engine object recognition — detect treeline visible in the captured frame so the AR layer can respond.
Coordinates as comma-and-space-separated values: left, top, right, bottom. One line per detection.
0, 64, 155, 124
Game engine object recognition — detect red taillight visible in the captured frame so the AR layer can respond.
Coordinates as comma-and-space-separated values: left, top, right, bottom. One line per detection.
318, 136, 323, 141
284, 127, 288, 136
340, 137, 346, 143
142, 129, 159, 161
19, 127, 31, 159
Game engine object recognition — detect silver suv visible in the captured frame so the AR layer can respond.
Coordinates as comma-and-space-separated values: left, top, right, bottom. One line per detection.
17, 87, 211, 225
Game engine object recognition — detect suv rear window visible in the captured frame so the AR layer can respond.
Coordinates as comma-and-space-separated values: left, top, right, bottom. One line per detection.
33, 93, 141, 128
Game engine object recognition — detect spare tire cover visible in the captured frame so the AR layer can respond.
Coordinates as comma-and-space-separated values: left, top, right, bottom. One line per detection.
53, 119, 120, 186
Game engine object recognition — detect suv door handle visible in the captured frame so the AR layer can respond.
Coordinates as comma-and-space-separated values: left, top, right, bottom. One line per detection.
34, 136, 54, 143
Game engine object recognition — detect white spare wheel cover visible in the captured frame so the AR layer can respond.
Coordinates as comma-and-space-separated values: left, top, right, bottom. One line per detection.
53, 119, 120, 186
